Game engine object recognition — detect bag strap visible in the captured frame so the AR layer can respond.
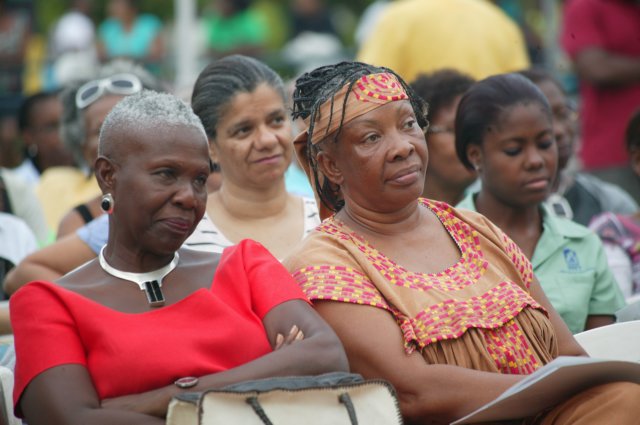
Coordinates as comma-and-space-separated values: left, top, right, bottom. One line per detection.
338, 392, 359, 425
246, 396, 274, 425
245, 392, 359, 425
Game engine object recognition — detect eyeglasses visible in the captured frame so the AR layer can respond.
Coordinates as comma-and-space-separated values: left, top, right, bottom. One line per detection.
75, 73, 143, 109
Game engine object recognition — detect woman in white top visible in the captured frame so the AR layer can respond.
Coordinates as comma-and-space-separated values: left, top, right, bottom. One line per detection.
190, 55, 319, 259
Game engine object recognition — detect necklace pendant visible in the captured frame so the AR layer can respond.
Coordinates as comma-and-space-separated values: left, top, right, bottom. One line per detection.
144, 280, 165, 307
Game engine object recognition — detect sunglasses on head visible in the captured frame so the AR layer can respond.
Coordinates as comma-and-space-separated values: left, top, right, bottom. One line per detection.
75, 73, 143, 109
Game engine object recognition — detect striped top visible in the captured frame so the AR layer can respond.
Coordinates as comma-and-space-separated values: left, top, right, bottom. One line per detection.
185, 197, 319, 255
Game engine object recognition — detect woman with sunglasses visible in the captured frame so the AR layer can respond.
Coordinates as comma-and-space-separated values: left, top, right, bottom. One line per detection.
36, 59, 162, 239
10, 90, 347, 425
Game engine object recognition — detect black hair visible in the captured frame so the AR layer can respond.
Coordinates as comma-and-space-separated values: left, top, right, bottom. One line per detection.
17, 91, 60, 132
291, 61, 428, 213
191, 55, 285, 141
516, 68, 564, 92
454, 73, 551, 170
627, 108, 640, 152
410, 69, 475, 121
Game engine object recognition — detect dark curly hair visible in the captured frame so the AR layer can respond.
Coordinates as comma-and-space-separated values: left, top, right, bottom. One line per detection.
291, 61, 428, 213
410, 69, 474, 123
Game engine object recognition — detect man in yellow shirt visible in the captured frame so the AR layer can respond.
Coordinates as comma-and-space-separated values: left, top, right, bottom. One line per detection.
357, 0, 530, 82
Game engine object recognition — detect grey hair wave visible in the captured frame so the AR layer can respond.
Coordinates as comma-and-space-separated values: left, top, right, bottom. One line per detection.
98, 90, 207, 157
59, 59, 164, 171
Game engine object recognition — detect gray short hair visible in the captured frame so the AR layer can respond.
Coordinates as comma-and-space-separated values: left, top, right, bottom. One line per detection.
59, 59, 164, 171
98, 90, 207, 158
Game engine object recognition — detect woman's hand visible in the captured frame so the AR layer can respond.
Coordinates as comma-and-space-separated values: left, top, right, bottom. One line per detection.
274, 324, 305, 350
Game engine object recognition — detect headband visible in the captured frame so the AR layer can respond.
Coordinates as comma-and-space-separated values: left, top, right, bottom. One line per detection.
293, 72, 409, 219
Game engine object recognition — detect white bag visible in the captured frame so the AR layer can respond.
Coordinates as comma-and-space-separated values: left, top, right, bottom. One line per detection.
167, 372, 403, 425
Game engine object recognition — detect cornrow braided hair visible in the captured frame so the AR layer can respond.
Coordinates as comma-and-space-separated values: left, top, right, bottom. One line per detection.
292, 61, 429, 213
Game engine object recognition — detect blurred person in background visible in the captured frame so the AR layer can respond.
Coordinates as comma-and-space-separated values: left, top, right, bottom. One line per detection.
281, 0, 346, 75
36, 59, 162, 238
17, 91, 75, 183
560, 0, 640, 203
0, 109, 22, 171
96, 0, 164, 73
590, 109, 640, 303
410, 69, 477, 206
288, 0, 337, 39
357, 0, 530, 82
48, 0, 99, 88
0, 163, 49, 246
203, 0, 266, 60
0, 0, 31, 117
456, 73, 625, 334
518, 68, 638, 227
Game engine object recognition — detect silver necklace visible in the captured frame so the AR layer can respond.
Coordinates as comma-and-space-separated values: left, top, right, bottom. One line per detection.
98, 246, 180, 308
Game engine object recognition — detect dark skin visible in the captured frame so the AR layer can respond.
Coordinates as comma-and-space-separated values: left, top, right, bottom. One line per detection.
18, 122, 348, 425
573, 48, 640, 88
467, 102, 615, 331
313, 100, 586, 424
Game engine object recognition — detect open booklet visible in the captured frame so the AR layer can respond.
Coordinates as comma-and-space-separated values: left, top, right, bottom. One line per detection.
451, 356, 640, 424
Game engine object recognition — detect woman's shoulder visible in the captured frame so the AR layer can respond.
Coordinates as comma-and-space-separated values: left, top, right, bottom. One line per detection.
12, 280, 72, 311
283, 219, 358, 272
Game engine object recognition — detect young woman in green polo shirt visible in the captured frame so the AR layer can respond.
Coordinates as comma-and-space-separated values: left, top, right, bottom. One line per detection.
454, 73, 625, 334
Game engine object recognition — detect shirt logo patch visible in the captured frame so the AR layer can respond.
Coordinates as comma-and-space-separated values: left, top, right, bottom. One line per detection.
563, 248, 581, 271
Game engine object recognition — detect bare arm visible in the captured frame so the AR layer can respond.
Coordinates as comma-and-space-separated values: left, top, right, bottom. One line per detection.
20, 365, 165, 425
584, 315, 615, 331
573, 48, 640, 87
56, 210, 86, 240
3, 234, 96, 295
100, 299, 348, 418
0, 302, 11, 335
311, 300, 524, 425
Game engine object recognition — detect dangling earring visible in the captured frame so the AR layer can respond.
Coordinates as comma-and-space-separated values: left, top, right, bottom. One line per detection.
101, 193, 114, 214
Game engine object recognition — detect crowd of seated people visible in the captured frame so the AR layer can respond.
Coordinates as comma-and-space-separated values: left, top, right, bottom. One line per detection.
2, 3, 640, 424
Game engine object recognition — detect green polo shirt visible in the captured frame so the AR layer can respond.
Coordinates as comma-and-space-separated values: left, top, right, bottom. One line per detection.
456, 193, 625, 334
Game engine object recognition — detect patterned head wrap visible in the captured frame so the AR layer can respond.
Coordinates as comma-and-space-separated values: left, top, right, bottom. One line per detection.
293, 72, 410, 219
296, 72, 409, 146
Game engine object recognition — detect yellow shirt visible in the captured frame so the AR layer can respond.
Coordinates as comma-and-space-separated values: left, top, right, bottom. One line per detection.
36, 167, 100, 232
357, 0, 530, 82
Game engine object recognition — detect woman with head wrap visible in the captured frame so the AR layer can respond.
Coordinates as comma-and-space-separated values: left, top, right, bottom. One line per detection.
284, 61, 640, 424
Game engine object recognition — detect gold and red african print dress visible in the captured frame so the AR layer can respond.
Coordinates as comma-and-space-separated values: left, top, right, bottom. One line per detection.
285, 199, 559, 375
